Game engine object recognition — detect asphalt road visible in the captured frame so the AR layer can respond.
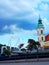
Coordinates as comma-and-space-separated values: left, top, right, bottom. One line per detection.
0, 62, 49, 65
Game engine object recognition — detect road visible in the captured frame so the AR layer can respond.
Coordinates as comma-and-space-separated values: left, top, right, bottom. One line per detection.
0, 62, 49, 65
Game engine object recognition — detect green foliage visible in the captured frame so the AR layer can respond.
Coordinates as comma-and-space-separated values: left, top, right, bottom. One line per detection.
19, 43, 24, 49
27, 39, 41, 51
3, 49, 10, 55
27, 39, 36, 51
0, 44, 6, 47
21, 48, 26, 52
36, 41, 40, 47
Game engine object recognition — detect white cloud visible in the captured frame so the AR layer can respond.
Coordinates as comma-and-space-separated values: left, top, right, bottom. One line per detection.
0, 0, 49, 20
1, 0, 49, 47
3, 24, 37, 35
1, 24, 38, 47
3, 24, 17, 32
42, 18, 49, 35
3, 25, 9, 30
0, 0, 42, 19
40, 3, 49, 11
42, 0, 49, 2
0, 0, 49, 21
0, 33, 19, 47
3, 25, 37, 38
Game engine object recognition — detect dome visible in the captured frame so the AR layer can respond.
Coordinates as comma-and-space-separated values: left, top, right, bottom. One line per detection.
37, 24, 44, 28
37, 16, 44, 28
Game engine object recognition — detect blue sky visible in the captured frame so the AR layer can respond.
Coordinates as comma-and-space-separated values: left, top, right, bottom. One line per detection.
0, 0, 49, 47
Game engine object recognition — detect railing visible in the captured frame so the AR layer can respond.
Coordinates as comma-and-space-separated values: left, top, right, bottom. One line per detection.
0, 52, 49, 61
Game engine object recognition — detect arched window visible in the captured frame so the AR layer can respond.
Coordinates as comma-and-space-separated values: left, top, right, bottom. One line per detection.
41, 30, 43, 34
42, 37, 43, 41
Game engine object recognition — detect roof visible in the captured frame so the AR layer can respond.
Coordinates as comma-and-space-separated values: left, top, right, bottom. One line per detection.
37, 17, 44, 28
37, 24, 44, 28
45, 34, 49, 41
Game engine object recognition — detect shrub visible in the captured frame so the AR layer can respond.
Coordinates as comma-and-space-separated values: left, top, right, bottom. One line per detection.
3, 49, 11, 56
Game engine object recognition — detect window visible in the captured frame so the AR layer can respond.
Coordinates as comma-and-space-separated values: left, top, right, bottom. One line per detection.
41, 30, 43, 34
42, 37, 43, 41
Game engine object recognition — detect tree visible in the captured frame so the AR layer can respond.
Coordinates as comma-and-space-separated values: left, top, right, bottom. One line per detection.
0, 44, 6, 54
21, 48, 26, 52
19, 43, 24, 49
0, 44, 3, 53
36, 41, 40, 48
27, 39, 40, 52
27, 39, 41, 59
35, 41, 40, 53
27, 39, 36, 51
3, 49, 10, 56
0, 44, 3, 46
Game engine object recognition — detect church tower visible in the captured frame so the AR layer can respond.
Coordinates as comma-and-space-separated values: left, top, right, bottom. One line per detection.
37, 16, 45, 46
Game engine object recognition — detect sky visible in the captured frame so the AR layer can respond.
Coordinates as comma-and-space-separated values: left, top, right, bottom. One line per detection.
0, 0, 49, 47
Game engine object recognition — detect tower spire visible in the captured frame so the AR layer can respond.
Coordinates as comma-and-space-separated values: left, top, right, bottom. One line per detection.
38, 15, 42, 24
37, 15, 44, 28
39, 14, 40, 19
